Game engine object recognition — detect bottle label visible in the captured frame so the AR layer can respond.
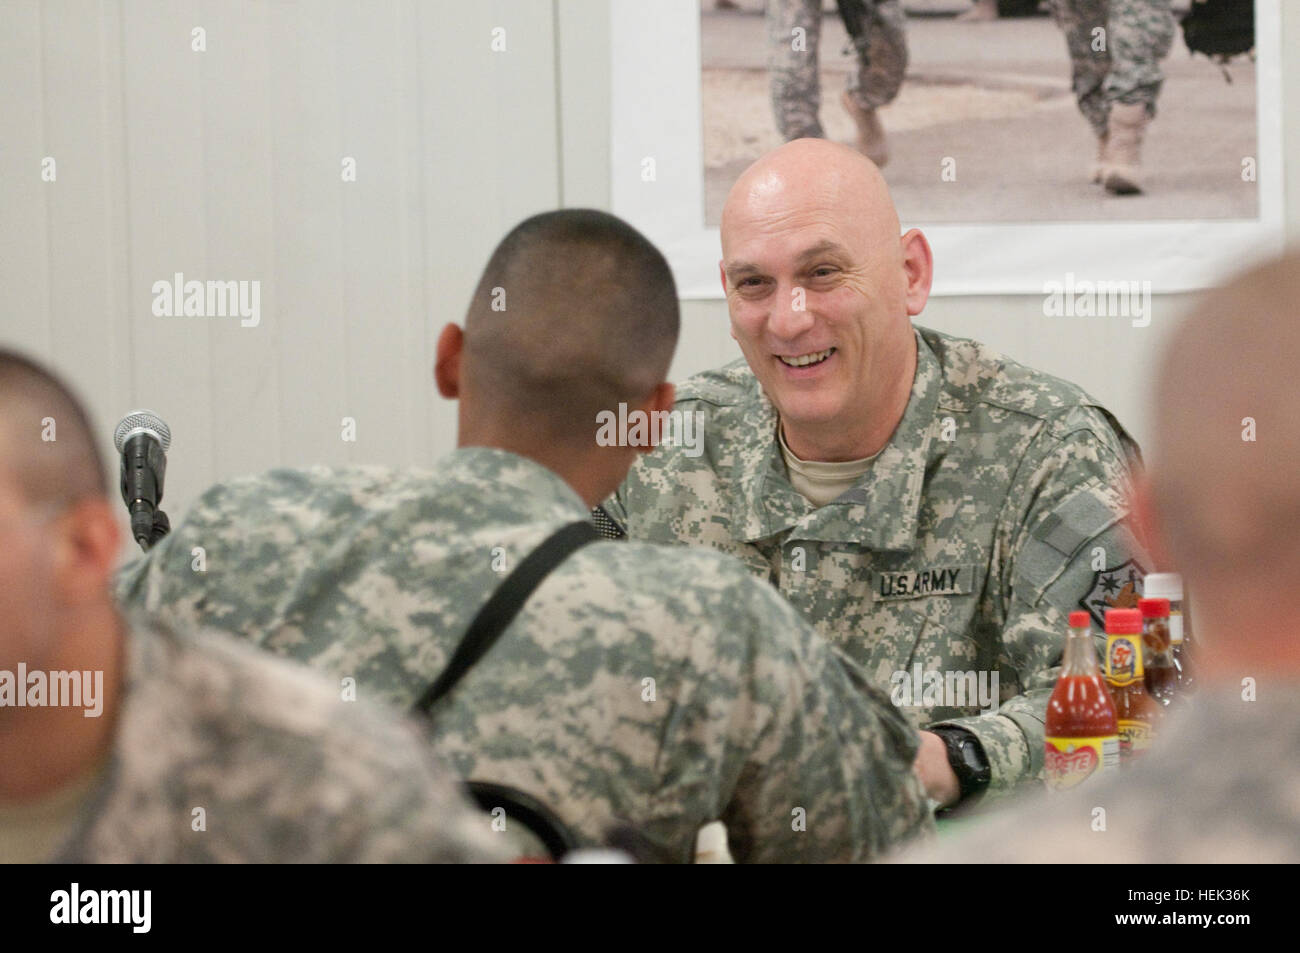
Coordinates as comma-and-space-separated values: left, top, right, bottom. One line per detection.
1044, 735, 1120, 790
1105, 634, 1145, 685
1169, 611, 1184, 645
1117, 719, 1154, 757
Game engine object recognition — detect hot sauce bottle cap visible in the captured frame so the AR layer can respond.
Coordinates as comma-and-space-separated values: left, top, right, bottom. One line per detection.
1138, 597, 1171, 619
1068, 611, 1092, 628
1143, 573, 1183, 601
1105, 608, 1143, 634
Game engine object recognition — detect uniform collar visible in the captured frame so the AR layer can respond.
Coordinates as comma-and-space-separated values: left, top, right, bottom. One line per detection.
730, 328, 943, 551
441, 447, 594, 524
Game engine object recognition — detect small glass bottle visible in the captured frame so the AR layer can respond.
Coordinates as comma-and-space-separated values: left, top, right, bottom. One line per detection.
1104, 608, 1160, 762
1144, 572, 1193, 692
1139, 597, 1178, 707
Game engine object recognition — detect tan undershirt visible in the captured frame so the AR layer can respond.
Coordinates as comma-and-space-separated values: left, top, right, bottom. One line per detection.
779, 425, 879, 508
0, 756, 109, 863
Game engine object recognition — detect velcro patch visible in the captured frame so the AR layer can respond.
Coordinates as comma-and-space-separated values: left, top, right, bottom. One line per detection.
872, 565, 975, 601
1034, 492, 1116, 558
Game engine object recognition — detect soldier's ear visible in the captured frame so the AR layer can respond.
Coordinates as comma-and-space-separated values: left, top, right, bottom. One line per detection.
901, 229, 933, 317
51, 497, 121, 606
655, 382, 676, 413
647, 381, 675, 416
635, 382, 676, 455
434, 323, 463, 399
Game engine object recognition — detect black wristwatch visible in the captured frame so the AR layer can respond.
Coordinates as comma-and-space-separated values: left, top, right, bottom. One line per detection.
931, 726, 991, 804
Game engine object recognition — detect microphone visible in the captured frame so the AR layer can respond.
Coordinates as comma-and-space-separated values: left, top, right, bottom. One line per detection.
113, 410, 172, 551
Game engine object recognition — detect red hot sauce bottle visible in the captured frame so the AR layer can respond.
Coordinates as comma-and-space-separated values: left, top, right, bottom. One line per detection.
1045, 611, 1120, 790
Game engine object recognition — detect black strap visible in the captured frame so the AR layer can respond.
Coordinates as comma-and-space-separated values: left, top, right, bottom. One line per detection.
465, 780, 579, 859
412, 521, 601, 715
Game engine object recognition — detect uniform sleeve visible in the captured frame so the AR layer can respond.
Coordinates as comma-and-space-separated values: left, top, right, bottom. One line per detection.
114, 474, 323, 644
721, 581, 936, 862
929, 415, 1150, 797
114, 506, 207, 630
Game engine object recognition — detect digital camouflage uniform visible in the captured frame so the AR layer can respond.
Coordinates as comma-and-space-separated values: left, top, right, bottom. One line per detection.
899, 688, 1300, 862
603, 326, 1151, 799
52, 617, 506, 862
768, 0, 907, 140
117, 448, 933, 864
1049, 0, 1176, 135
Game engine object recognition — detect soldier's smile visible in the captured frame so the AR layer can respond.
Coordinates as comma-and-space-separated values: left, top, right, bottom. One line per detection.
775, 346, 836, 377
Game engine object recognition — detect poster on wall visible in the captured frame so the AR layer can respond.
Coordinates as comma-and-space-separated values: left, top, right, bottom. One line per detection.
611, 0, 1283, 297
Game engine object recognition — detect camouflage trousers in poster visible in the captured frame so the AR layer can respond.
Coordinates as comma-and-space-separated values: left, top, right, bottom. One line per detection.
767, 0, 907, 140
1050, 0, 1176, 136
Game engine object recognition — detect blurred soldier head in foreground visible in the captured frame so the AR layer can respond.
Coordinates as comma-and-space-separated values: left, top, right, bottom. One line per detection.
898, 252, 1300, 863
0, 351, 122, 804
1139, 252, 1300, 679
0, 349, 503, 862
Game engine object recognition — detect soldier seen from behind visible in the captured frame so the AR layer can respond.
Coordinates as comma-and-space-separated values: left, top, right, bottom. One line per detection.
119, 209, 934, 863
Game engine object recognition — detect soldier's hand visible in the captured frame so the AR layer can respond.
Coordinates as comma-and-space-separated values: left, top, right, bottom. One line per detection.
914, 730, 961, 809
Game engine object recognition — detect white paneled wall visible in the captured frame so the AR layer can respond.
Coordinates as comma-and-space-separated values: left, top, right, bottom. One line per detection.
2, 0, 567, 543
2, 0, 1297, 559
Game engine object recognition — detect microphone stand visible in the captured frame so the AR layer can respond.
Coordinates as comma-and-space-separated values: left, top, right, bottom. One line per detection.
136, 509, 171, 552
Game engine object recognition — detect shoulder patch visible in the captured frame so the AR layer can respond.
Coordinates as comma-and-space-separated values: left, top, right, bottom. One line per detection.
1079, 557, 1147, 629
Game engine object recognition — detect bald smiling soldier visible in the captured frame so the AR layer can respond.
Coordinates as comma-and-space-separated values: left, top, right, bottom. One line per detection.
602, 138, 1152, 810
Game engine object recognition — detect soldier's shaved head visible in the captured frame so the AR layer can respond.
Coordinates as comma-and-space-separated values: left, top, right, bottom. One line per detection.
0, 349, 107, 508
1145, 253, 1300, 667
721, 137, 900, 259
460, 209, 679, 449
718, 137, 931, 462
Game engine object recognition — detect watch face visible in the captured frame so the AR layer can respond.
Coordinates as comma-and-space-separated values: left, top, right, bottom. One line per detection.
946, 733, 990, 789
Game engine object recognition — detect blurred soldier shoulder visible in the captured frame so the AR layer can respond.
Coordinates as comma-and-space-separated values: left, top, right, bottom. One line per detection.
897, 687, 1300, 863
27, 615, 506, 863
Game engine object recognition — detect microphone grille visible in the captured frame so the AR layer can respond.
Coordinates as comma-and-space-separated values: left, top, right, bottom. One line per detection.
114, 410, 172, 453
